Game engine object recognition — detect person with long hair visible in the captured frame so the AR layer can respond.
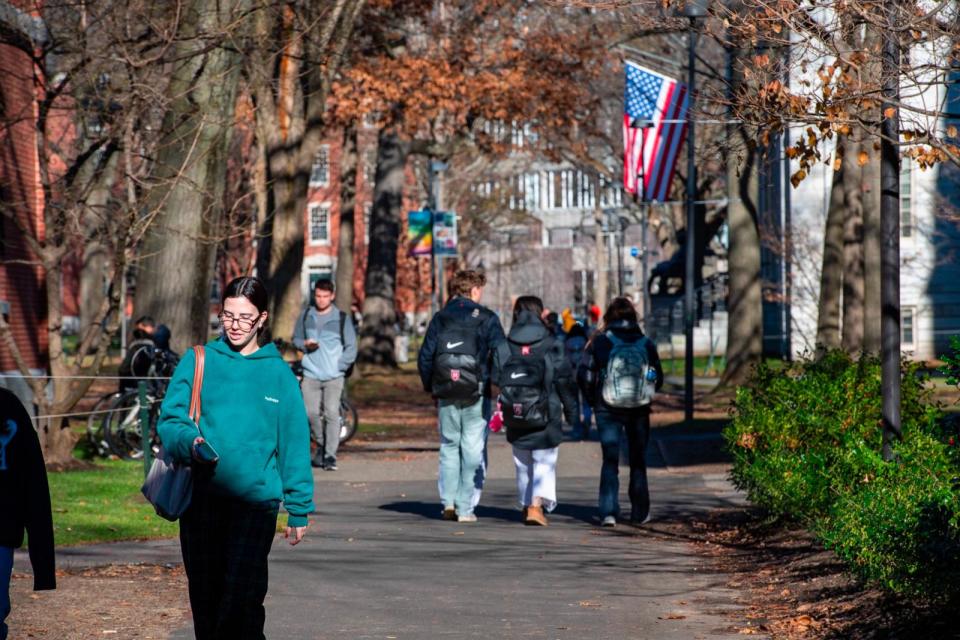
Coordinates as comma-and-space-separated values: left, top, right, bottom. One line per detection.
577, 297, 663, 527
493, 296, 576, 526
157, 276, 315, 639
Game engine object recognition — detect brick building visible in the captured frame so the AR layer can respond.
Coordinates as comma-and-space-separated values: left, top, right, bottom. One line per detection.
0, 12, 49, 403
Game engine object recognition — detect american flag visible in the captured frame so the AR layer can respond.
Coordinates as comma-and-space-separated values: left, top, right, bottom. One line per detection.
623, 61, 689, 201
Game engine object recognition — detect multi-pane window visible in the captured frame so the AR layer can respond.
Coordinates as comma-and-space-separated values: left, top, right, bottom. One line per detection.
901, 307, 915, 347
308, 204, 330, 245
309, 145, 330, 187
364, 203, 372, 245
900, 158, 912, 238
363, 148, 377, 184
524, 172, 541, 210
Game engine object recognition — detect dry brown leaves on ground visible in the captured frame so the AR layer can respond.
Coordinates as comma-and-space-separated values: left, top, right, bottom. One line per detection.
7, 564, 189, 639
676, 508, 958, 639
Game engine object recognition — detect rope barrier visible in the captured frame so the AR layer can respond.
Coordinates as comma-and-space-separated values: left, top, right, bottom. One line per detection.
30, 400, 162, 423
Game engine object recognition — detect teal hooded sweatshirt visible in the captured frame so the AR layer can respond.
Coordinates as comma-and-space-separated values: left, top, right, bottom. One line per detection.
157, 338, 315, 527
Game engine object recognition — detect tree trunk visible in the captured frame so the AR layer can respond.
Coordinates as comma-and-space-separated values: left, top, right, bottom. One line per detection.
860, 25, 883, 355
336, 124, 359, 311
358, 129, 407, 366
136, 0, 251, 353
841, 152, 865, 354
719, 125, 762, 387
815, 159, 846, 352
254, 0, 366, 341
861, 136, 882, 354
78, 156, 116, 341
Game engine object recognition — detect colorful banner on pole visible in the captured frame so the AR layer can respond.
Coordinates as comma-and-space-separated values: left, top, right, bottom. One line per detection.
407, 209, 432, 256
433, 211, 458, 256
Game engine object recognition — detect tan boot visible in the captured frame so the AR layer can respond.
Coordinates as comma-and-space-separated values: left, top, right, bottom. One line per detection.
525, 505, 548, 526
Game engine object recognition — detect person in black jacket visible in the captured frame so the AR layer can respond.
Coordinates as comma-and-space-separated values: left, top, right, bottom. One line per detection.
577, 297, 663, 527
417, 270, 505, 523
0, 388, 56, 639
493, 296, 576, 526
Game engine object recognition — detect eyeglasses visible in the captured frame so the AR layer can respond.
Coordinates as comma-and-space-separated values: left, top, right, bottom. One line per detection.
219, 312, 259, 332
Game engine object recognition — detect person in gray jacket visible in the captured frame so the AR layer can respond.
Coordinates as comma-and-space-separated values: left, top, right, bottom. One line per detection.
293, 279, 357, 470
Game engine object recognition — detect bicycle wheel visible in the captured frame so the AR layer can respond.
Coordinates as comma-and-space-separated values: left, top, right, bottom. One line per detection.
338, 398, 359, 444
104, 390, 159, 459
87, 391, 120, 457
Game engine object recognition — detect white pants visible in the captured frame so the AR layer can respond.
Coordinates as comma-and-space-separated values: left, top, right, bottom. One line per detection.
512, 446, 559, 512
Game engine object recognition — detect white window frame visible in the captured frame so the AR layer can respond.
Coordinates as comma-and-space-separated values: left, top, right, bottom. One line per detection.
309, 145, 330, 187
900, 158, 913, 238
901, 306, 915, 348
308, 203, 331, 246
363, 203, 372, 245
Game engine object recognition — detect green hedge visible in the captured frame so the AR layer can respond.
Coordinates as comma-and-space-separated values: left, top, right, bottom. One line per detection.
724, 350, 960, 598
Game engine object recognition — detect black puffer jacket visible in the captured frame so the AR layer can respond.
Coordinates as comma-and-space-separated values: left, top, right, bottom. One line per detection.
0, 388, 56, 591
493, 310, 577, 450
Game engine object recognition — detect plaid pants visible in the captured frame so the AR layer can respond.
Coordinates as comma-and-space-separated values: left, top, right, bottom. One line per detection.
179, 482, 279, 640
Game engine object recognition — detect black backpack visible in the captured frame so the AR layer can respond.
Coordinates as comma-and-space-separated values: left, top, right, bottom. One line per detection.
496, 339, 554, 430
431, 310, 489, 401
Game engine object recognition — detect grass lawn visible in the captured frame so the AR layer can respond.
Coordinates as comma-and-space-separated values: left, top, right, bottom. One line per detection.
49, 459, 179, 546
48, 459, 290, 546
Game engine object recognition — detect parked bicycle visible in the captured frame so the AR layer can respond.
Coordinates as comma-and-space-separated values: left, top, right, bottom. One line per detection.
88, 346, 173, 460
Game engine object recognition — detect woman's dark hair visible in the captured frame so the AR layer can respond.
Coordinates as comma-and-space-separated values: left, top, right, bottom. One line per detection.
222, 277, 270, 343
222, 276, 269, 313
512, 295, 545, 324
601, 297, 638, 329
566, 322, 587, 339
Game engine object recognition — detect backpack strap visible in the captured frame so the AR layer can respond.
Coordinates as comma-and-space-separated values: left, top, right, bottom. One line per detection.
496, 341, 512, 385
543, 344, 555, 391
339, 310, 347, 347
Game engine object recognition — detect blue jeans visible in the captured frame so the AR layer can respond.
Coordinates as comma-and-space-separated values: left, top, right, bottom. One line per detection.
595, 408, 650, 521
1, 546, 13, 640
438, 397, 486, 515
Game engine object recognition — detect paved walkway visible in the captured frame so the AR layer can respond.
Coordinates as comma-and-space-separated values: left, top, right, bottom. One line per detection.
17, 427, 760, 639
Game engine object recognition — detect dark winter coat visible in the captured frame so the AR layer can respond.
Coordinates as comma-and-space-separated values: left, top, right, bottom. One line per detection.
576, 319, 664, 414
0, 388, 56, 590
493, 310, 577, 450
417, 296, 506, 395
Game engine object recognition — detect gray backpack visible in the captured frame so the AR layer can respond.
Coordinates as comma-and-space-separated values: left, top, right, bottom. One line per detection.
600, 333, 655, 408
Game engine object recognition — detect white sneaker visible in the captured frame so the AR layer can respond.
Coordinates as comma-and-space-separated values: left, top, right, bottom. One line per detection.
601, 515, 616, 527
457, 513, 478, 523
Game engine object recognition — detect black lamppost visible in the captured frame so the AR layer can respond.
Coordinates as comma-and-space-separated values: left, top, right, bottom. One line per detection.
682, 0, 707, 426
880, 0, 901, 460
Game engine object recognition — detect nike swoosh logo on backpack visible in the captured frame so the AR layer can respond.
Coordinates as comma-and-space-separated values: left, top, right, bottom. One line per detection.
510, 372, 527, 379
446, 341, 464, 349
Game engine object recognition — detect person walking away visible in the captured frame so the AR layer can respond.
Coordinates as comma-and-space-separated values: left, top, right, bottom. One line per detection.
544, 311, 578, 437
293, 279, 357, 470
0, 389, 55, 640
493, 296, 576, 526
157, 276, 315, 640
563, 322, 591, 439
577, 297, 663, 527
417, 270, 504, 523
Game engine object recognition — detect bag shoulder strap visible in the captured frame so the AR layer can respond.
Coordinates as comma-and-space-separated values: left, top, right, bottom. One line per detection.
496, 341, 512, 369
189, 346, 205, 431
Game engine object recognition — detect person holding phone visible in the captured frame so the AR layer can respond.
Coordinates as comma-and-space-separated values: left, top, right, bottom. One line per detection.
157, 276, 315, 640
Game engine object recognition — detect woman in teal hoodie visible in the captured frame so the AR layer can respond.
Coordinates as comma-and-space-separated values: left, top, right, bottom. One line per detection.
158, 276, 315, 640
